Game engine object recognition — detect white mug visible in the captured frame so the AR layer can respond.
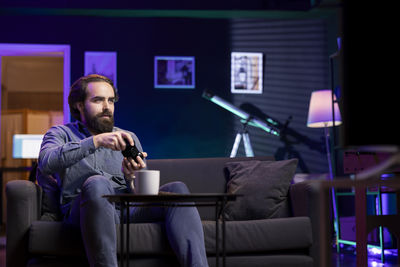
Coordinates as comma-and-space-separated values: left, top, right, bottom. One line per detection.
134, 170, 160, 195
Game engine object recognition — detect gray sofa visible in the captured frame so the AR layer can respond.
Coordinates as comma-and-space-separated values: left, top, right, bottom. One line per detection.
6, 157, 326, 267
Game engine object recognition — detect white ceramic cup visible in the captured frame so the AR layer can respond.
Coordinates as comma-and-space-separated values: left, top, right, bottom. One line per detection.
134, 170, 160, 195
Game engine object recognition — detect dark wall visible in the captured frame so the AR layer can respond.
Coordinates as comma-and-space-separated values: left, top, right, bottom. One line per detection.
0, 15, 234, 159
230, 18, 334, 174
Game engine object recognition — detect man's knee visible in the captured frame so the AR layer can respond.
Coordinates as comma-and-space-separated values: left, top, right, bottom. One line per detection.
160, 181, 190, 194
81, 175, 114, 197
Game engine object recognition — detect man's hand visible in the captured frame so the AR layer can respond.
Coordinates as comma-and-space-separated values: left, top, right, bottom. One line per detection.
93, 131, 133, 151
93, 131, 147, 180
122, 152, 148, 180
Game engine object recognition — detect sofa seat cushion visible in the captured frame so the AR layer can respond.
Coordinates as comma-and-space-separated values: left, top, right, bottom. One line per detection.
208, 255, 313, 267
29, 216, 311, 256
29, 221, 86, 256
204, 217, 312, 254
29, 221, 174, 256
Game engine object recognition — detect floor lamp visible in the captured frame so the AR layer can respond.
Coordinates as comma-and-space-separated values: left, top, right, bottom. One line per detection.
307, 89, 342, 247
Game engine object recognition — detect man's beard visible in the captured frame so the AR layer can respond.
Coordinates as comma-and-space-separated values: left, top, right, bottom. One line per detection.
83, 107, 114, 134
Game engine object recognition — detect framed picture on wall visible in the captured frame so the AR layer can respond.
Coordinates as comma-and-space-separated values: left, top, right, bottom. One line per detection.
84, 51, 117, 86
154, 56, 195, 89
231, 52, 263, 94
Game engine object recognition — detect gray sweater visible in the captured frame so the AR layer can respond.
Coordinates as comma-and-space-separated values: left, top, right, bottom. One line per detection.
38, 121, 143, 215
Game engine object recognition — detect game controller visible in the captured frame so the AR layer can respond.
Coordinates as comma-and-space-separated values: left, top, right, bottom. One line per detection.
122, 140, 144, 163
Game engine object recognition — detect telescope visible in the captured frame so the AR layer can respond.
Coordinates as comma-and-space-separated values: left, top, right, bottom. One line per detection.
202, 90, 280, 157
202, 90, 280, 136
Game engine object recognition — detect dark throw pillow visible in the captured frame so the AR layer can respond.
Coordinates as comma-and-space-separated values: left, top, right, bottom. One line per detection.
223, 158, 298, 221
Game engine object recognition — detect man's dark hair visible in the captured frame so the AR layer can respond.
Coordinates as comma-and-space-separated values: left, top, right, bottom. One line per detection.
68, 74, 119, 121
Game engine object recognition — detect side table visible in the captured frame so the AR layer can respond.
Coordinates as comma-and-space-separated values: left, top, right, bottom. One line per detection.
318, 178, 400, 267
104, 193, 239, 267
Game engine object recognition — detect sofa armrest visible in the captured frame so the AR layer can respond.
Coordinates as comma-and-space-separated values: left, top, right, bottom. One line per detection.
6, 180, 42, 267
289, 180, 332, 267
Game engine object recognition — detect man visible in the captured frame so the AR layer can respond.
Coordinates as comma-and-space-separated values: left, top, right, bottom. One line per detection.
37, 74, 208, 267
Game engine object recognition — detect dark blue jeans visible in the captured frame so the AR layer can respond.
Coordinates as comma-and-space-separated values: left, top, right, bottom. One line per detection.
65, 175, 208, 267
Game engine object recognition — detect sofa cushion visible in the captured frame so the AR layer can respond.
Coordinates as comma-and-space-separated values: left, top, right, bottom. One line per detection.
29, 217, 311, 256
204, 217, 312, 254
29, 221, 86, 256
147, 156, 274, 220
207, 255, 313, 267
29, 221, 173, 257
223, 159, 298, 220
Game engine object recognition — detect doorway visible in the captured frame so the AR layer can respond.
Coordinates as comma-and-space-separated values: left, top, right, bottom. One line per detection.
0, 43, 71, 121
0, 43, 70, 224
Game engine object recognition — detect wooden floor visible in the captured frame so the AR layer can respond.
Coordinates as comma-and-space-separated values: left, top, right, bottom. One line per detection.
0, 231, 398, 267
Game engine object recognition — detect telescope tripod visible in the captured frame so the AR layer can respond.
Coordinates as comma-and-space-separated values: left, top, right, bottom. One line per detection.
230, 124, 254, 157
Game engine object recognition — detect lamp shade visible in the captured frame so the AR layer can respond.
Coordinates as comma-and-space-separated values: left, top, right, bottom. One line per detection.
307, 89, 342, 128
